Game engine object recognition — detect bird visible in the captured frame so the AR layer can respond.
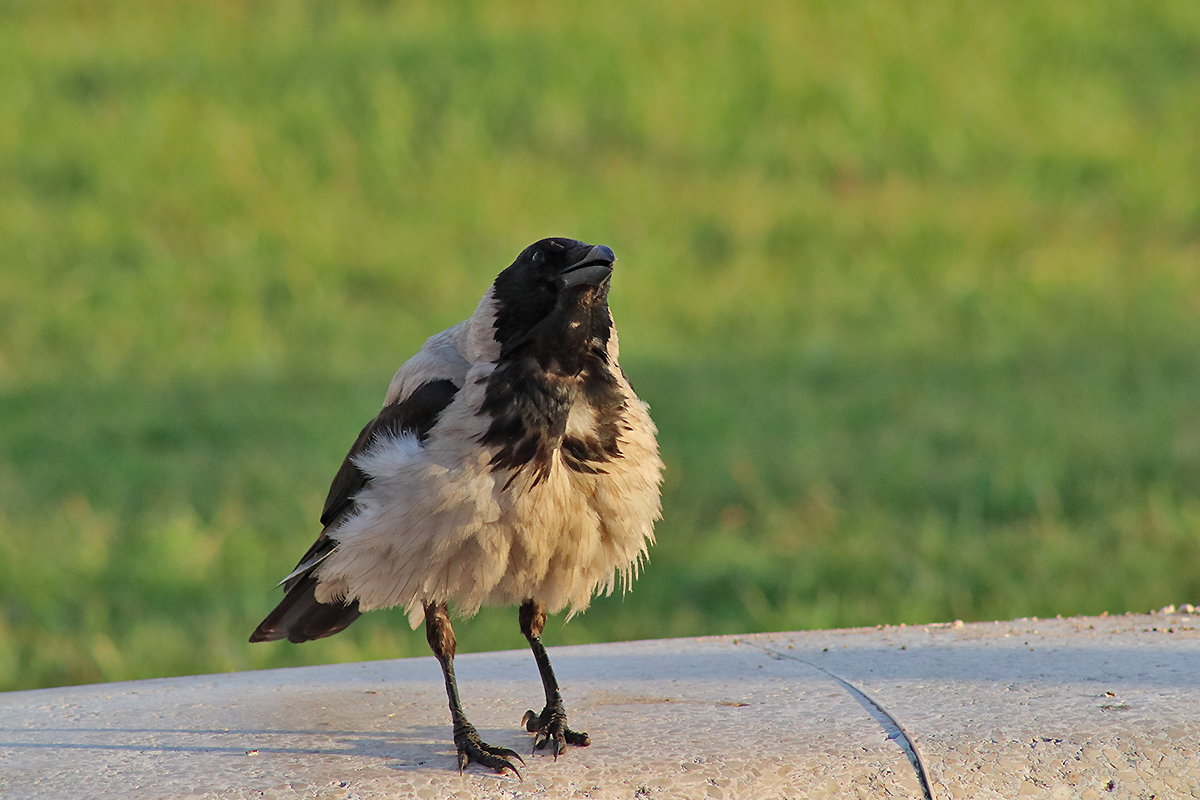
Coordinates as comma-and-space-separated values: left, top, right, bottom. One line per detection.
250, 237, 663, 776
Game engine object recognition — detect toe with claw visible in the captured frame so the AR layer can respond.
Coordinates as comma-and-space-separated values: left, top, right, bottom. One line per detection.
454, 721, 524, 777
522, 705, 590, 758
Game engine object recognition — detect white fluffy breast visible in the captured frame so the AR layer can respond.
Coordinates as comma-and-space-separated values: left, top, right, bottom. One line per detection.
312, 363, 662, 629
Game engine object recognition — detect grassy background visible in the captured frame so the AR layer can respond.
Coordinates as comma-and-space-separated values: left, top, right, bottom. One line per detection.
2, 0, 1200, 691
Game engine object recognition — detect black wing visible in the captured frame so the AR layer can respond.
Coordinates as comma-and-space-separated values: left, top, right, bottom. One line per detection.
249, 379, 460, 644
320, 378, 460, 527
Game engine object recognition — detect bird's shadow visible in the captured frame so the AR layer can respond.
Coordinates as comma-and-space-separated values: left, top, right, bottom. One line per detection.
1, 723, 532, 777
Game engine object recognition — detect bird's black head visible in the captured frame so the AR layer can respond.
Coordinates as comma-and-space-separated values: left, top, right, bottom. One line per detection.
490, 237, 616, 374
481, 238, 626, 483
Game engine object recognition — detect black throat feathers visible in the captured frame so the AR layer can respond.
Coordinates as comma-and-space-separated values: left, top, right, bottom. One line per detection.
479, 290, 626, 486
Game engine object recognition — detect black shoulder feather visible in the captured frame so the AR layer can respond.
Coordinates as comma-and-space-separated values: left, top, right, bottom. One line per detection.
320, 378, 459, 527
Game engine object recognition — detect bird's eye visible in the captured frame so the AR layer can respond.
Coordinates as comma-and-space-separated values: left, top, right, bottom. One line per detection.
531, 251, 544, 266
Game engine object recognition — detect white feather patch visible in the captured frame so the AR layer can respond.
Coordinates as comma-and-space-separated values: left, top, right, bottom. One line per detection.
353, 431, 423, 480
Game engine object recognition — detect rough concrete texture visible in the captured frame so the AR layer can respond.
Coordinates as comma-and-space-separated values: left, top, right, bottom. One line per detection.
1, 611, 1198, 799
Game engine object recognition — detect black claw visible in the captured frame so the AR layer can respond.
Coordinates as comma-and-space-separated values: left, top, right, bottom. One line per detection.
454, 723, 523, 778
521, 704, 589, 759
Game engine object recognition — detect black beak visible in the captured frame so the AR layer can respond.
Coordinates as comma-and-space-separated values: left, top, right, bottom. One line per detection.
562, 244, 615, 288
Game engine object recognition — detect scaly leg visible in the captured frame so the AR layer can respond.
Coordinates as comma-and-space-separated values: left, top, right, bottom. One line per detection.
518, 599, 590, 757
425, 602, 523, 776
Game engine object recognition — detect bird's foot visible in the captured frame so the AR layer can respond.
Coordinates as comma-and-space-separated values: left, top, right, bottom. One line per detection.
454, 721, 524, 777
521, 704, 590, 758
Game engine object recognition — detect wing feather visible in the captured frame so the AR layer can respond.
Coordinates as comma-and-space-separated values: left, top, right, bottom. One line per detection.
320, 378, 459, 527
249, 377, 460, 644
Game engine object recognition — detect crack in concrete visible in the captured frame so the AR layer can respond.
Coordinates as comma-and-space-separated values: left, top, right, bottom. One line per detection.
741, 641, 936, 800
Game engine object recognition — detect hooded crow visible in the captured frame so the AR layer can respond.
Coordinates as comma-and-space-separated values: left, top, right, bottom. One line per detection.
250, 238, 663, 775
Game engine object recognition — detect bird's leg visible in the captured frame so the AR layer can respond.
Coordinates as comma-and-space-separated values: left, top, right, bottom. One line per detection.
425, 602, 523, 776
519, 599, 590, 757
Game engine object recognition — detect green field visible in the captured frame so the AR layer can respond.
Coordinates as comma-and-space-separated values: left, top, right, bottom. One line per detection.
2, 1, 1200, 692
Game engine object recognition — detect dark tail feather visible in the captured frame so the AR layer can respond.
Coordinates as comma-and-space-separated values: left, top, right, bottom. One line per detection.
249, 575, 362, 644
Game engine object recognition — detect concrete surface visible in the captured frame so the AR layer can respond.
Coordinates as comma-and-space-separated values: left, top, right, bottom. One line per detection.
1, 610, 1198, 799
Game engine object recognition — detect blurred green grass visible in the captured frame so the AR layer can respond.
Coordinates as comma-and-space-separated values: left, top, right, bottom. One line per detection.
2, 0, 1200, 690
